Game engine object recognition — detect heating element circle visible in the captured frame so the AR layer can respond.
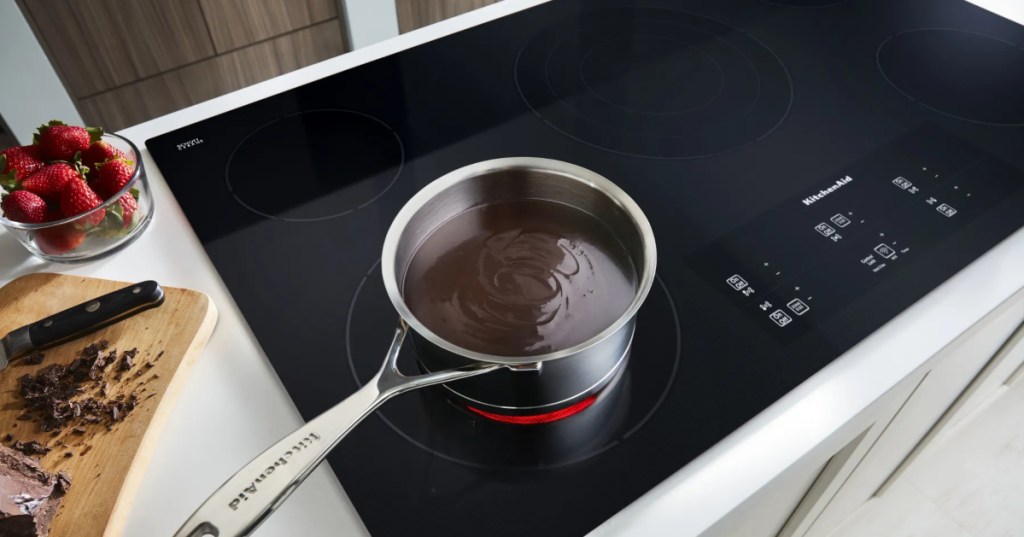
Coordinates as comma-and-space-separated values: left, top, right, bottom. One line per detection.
225, 109, 405, 221
877, 28, 1024, 126
514, 7, 793, 159
345, 260, 681, 469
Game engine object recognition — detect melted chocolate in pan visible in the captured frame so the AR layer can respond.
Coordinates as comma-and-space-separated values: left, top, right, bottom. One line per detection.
403, 200, 637, 356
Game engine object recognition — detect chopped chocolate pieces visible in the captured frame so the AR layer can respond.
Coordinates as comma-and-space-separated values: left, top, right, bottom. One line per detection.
12, 441, 50, 456
0, 445, 69, 537
24, 353, 45, 366
62, 453, 72, 459
14, 342, 147, 433
70, 428, 85, 436
155, 350, 164, 360
54, 472, 70, 494
117, 349, 138, 372
2, 434, 11, 443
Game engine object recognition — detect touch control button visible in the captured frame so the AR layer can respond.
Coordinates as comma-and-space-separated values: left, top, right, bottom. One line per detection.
726, 274, 748, 291
814, 222, 836, 237
936, 203, 957, 217
830, 214, 851, 227
892, 176, 912, 189
786, 299, 810, 316
874, 244, 896, 258
769, 309, 793, 327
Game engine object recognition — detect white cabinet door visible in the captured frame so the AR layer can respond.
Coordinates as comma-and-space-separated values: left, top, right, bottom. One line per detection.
774, 370, 924, 537
803, 287, 1024, 536
700, 367, 922, 537
940, 313, 1024, 429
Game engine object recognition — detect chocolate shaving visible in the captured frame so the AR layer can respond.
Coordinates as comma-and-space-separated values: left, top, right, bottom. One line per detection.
24, 352, 46, 365
12, 440, 50, 456
117, 349, 138, 372
55, 471, 71, 494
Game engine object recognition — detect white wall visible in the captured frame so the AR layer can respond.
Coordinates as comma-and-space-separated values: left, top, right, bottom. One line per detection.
339, 0, 400, 50
0, 1, 82, 144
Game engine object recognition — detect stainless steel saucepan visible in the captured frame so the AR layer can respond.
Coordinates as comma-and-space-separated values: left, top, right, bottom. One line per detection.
174, 158, 657, 537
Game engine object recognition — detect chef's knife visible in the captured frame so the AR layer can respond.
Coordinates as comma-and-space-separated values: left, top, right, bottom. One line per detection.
0, 280, 165, 370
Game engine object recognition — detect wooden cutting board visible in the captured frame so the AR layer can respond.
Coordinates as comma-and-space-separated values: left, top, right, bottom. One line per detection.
0, 273, 217, 537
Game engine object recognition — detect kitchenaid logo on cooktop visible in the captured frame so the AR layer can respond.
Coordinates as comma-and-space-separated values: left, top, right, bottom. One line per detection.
175, 137, 204, 151
802, 176, 853, 206
227, 432, 321, 510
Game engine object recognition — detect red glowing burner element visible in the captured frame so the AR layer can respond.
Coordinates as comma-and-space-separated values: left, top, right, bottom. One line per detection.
465, 395, 598, 425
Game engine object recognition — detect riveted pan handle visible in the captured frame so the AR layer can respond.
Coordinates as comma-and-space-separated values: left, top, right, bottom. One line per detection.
173, 322, 503, 537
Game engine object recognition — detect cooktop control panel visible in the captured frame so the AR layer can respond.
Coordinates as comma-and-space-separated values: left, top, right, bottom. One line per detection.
689, 125, 1024, 343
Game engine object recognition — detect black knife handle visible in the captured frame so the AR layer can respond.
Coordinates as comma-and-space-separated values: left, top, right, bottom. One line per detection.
23, 281, 165, 355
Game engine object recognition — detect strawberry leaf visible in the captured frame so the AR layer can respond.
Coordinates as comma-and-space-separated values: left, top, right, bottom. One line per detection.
130, 187, 139, 200
0, 172, 18, 193
86, 127, 104, 144
0, 155, 18, 192
72, 161, 89, 178
106, 201, 124, 229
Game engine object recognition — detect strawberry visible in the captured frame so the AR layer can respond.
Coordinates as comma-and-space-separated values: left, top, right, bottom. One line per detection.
91, 158, 135, 199
59, 177, 105, 226
81, 141, 128, 171
35, 120, 102, 162
35, 225, 86, 255
110, 192, 138, 228
0, 145, 45, 189
1, 190, 48, 223
21, 162, 83, 202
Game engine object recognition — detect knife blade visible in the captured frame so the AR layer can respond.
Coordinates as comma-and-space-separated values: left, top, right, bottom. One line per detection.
0, 280, 165, 370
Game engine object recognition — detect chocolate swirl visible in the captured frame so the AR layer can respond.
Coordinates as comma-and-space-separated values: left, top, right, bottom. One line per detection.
404, 200, 635, 356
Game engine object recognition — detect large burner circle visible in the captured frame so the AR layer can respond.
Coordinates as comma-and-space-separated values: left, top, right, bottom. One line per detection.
514, 7, 793, 159
345, 260, 681, 469
877, 28, 1024, 126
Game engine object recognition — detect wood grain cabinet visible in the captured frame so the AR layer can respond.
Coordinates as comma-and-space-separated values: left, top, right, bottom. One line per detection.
19, 0, 502, 131
19, 0, 348, 130
396, 0, 500, 34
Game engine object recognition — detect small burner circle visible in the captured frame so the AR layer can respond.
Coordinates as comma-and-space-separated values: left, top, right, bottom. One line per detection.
225, 109, 404, 221
345, 260, 681, 469
514, 7, 793, 159
877, 28, 1024, 126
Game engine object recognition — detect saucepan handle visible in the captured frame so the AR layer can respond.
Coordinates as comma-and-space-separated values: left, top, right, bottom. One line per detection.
173, 322, 503, 537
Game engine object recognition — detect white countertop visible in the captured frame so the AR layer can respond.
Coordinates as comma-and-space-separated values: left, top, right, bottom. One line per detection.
2, 1, 1023, 535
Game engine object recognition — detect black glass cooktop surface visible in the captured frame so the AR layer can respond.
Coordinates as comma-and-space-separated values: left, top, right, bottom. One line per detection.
147, 0, 1024, 535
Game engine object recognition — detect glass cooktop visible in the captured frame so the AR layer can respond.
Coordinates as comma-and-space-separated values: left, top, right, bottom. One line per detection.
147, 0, 1024, 535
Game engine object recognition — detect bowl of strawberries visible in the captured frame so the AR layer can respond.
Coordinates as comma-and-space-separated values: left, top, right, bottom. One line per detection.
0, 121, 153, 263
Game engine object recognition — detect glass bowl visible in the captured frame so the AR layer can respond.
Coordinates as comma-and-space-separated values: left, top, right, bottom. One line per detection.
0, 132, 154, 263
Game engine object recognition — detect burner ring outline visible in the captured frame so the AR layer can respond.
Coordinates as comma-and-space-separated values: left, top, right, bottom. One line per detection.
224, 109, 405, 222
344, 259, 681, 469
